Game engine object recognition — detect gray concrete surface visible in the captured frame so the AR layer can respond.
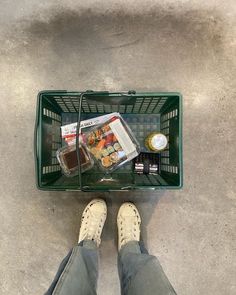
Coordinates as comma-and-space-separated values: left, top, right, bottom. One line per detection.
0, 1, 236, 294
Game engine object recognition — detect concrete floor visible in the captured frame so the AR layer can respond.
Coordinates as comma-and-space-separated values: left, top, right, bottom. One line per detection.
0, 1, 236, 294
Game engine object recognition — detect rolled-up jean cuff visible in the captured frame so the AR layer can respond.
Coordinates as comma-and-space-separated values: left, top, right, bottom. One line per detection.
119, 240, 149, 256
78, 239, 97, 249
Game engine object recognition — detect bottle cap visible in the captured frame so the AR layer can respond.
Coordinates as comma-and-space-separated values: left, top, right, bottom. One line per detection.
150, 134, 168, 151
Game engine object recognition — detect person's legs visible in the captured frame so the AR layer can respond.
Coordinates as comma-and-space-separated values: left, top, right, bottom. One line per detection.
118, 241, 177, 295
45, 240, 98, 295
117, 203, 177, 295
45, 199, 107, 295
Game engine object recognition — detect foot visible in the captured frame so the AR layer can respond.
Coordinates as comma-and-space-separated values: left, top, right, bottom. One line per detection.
117, 202, 141, 251
78, 199, 107, 247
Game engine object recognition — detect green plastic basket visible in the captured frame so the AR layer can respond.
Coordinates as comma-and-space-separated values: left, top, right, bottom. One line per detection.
34, 91, 183, 191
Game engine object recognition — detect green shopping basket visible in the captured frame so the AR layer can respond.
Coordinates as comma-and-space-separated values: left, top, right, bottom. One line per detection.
34, 90, 183, 191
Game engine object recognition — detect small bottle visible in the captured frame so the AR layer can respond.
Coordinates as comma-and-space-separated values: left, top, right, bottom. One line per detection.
145, 132, 168, 152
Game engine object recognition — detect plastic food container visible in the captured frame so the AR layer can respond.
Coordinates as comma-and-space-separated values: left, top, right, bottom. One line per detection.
56, 144, 94, 176
85, 115, 140, 172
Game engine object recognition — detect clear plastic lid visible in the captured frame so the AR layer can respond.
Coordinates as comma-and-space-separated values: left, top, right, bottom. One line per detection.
84, 115, 140, 172
56, 144, 94, 177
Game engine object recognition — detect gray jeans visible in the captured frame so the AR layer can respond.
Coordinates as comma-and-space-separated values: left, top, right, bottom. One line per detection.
45, 240, 177, 295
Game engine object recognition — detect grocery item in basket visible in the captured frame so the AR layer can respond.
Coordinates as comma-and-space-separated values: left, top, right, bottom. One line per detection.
145, 132, 168, 152
61, 113, 119, 146
85, 115, 140, 172
134, 152, 159, 174
56, 144, 94, 176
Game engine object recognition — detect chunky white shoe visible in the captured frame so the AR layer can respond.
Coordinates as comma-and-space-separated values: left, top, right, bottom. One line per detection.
117, 202, 141, 251
78, 199, 107, 247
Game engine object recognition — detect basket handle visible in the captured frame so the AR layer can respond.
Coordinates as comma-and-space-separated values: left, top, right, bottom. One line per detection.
34, 97, 41, 187
76, 90, 137, 191
34, 97, 41, 162
85, 90, 136, 95
34, 124, 39, 161
85, 90, 109, 95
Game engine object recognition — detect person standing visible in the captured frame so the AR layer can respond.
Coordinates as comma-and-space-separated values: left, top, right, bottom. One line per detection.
45, 199, 177, 295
